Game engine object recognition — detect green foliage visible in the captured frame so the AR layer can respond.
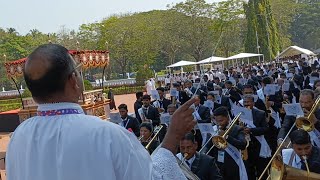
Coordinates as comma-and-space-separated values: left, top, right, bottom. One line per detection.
103, 86, 145, 95
244, 0, 281, 61
0, 103, 21, 112
84, 80, 94, 91
136, 66, 154, 86
289, 1, 320, 50
0, 98, 20, 104
21, 88, 32, 98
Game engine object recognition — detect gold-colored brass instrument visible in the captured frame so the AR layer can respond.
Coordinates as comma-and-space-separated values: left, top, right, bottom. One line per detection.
258, 123, 296, 180
268, 155, 320, 180
176, 153, 201, 180
145, 125, 163, 151
296, 95, 320, 132
138, 135, 144, 141
199, 112, 242, 154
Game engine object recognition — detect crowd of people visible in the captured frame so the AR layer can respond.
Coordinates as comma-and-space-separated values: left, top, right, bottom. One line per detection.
4, 43, 320, 180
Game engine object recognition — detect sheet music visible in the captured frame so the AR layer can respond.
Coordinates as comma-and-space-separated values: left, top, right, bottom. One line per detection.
109, 112, 122, 124
170, 88, 178, 97
151, 89, 160, 100
283, 103, 304, 116
160, 113, 171, 125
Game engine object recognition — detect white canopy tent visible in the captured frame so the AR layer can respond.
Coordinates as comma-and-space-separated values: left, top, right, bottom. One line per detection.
167, 60, 197, 68
277, 46, 316, 58
226, 53, 264, 67
196, 56, 227, 64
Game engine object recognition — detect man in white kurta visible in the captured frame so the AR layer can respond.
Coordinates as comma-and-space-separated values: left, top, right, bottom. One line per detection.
6, 103, 186, 180
5, 44, 197, 180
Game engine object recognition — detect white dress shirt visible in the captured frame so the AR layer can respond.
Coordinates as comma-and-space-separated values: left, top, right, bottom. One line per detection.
282, 148, 302, 169
6, 103, 186, 180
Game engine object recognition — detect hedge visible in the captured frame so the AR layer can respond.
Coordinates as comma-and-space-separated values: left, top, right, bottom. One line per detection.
104, 86, 145, 95
0, 98, 21, 104
0, 103, 21, 112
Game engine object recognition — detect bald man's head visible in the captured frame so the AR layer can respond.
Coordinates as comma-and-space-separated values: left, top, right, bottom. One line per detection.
24, 44, 75, 102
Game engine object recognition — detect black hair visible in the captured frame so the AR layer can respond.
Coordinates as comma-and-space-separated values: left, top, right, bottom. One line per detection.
140, 122, 153, 132
243, 84, 253, 90
173, 83, 180, 87
118, 104, 128, 111
142, 94, 151, 100
156, 87, 165, 92
136, 92, 144, 99
213, 106, 229, 117
181, 132, 196, 143
290, 129, 311, 145
262, 77, 272, 85
300, 89, 315, 99
225, 80, 232, 85
23, 44, 74, 101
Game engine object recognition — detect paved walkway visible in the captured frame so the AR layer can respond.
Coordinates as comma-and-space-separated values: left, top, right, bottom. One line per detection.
113, 93, 136, 113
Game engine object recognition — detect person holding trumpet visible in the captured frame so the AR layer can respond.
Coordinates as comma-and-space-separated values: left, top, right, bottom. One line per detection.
176, 132, 222, 180
205, 107, 247, 180
282, 129, 320, 174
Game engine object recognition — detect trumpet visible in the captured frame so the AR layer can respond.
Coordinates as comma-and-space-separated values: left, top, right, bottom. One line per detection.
199, 112, 242, 154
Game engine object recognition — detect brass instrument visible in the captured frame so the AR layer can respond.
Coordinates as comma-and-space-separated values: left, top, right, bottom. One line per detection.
296, 95, 320, 132
138, 135, 144, 141
258, 123, 296, 180
145, 125, 163, 151
176, 156, 200, 180
150, 145, 201, 180
268, 155, 320, 180
199, 112, 242, 154
258, 95, 320, 180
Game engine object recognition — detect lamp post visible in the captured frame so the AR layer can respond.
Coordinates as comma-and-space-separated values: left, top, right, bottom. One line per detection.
101, 41, 109, 89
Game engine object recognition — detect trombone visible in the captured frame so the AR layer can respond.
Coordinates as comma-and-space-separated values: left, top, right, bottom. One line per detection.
199, 112, 242, 154
296, 95, 320, 132
258, 95, 320, 180
145, 125, 163, 151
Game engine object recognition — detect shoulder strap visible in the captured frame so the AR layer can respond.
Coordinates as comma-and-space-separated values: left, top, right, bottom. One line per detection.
288, 151, 296, 166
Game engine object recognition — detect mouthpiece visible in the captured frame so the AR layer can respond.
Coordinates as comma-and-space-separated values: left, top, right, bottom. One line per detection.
183, 153, 188, 158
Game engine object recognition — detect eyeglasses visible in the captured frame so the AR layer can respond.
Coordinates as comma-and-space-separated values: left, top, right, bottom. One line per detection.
69, 63, 83, 77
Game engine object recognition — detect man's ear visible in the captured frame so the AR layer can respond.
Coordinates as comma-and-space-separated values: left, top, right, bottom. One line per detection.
70, 72, 80, 89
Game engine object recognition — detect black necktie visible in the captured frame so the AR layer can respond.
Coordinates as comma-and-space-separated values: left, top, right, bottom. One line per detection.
185, 160, 191, 168
159, 101, 163, 108
300, 160, 307, 171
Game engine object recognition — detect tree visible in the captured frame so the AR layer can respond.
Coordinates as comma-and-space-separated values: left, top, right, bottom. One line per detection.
289, 1, 320, 50
244, 0, 281, 61
170, 0, 215, 62
213, 0, 246, 57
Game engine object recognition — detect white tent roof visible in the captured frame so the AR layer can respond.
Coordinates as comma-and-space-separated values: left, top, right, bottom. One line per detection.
196, 56, 227, 64
226, 53, 263, 60
278, 46, 316, 58
167, 60, 196, 68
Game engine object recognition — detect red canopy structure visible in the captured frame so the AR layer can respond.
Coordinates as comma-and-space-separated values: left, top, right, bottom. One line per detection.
4, 50, 110, 77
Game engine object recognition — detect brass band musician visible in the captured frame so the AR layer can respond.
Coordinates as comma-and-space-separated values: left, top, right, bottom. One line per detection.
177, 133, 223, 180
282, 129, 320, 174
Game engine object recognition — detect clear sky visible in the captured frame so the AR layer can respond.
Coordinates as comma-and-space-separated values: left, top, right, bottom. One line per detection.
0, 0, 221, 35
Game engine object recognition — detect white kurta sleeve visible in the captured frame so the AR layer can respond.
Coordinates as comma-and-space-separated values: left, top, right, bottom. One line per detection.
152, 148, 187, 180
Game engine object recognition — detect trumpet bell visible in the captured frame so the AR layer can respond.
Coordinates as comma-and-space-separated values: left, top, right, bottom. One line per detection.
296, 117, 315, 132
212, 136, 227, 149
